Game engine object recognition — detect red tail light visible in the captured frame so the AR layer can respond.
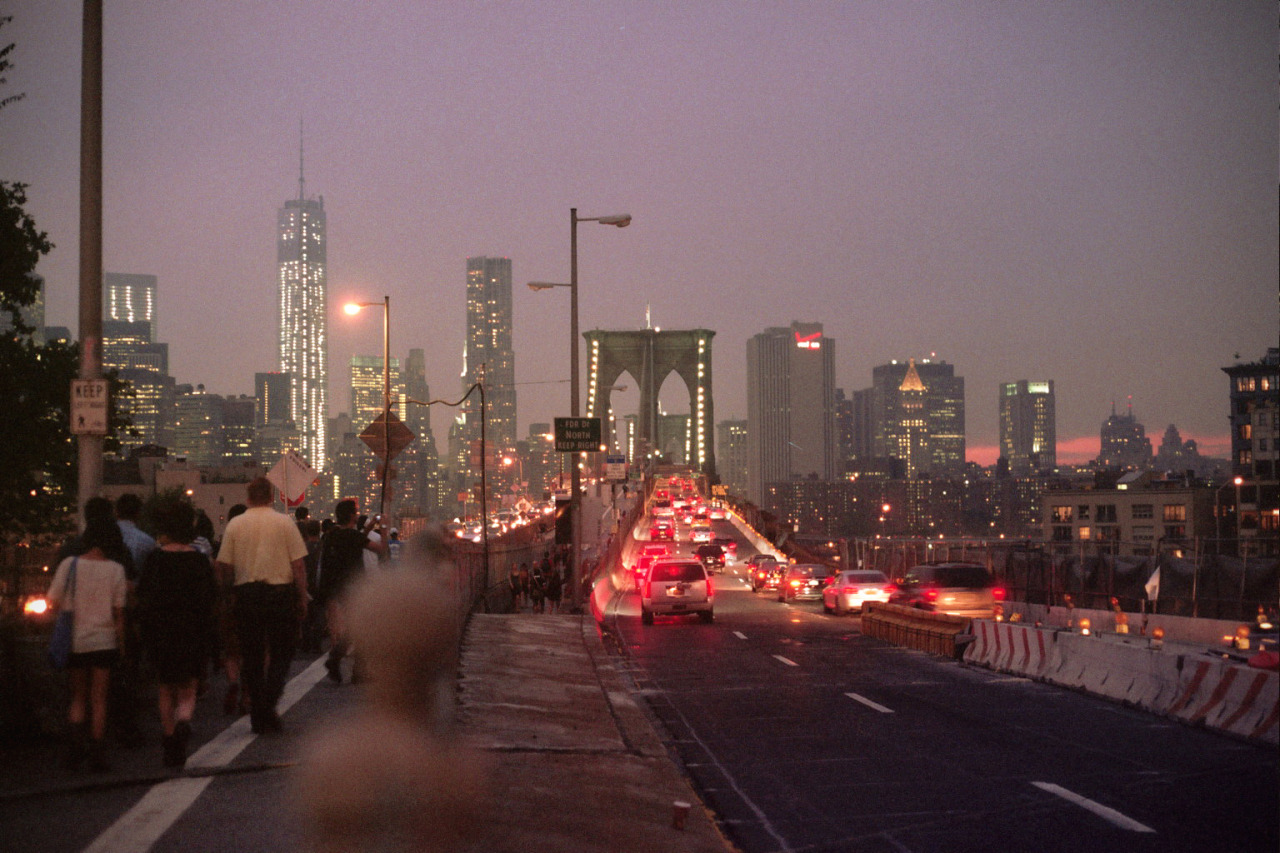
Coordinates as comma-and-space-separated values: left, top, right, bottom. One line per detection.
642, 578, 651, 598
924, 587, 940, 603
706, 577, 714, 599
992, 587, 1007, 601
841, 586, 857, 595
885, 583, 898, 594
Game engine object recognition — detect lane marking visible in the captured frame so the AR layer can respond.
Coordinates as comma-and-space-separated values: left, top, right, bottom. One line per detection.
1031, 782, 1156, 833
83, 655, 330, 853
733, 631, 748, 640
844, 692, 894, 714
772, 655, 798, 666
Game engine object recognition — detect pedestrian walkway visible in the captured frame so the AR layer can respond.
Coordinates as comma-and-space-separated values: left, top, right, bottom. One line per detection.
455, 614, 731, 853
0, 612, 733, 853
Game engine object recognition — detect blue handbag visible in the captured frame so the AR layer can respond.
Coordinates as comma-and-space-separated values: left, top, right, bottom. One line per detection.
47, 558, 77, 670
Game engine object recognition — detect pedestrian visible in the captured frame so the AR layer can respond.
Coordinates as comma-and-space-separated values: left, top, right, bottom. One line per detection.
545, 564, 563, 614
112, 493, 155, 747
213, 477, 309, 735
47, 512, 128, 772
507, 567, 522, 611
529, 562, 546, 614
299, 518, 325, 653
316, 500, 384, 683
192, 510, 215, 558
517, 562, 530, 611
135, 495, 218, 769
216, 503, 249, 716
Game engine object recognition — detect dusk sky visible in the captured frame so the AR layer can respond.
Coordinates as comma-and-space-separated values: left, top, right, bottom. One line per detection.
2, 1, 1275, 467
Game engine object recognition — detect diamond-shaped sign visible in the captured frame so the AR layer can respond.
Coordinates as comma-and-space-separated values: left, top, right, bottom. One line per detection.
360, 411, 415, 461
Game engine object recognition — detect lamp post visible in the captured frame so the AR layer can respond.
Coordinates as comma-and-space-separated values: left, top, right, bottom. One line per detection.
344, 296, 391, 520
1215, 475, 1244, 554
528, 207, 631, 610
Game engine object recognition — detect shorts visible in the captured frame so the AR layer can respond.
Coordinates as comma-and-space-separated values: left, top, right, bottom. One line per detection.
67, 649, 119, 670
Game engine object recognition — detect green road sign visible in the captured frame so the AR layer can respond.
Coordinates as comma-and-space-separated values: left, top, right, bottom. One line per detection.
554, 417, 602, 452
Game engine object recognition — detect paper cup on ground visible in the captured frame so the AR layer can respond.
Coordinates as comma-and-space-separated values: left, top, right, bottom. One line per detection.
672, 801, 691, 829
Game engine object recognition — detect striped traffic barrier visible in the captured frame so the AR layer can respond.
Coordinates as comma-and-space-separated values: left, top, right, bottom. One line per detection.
1205, 667, 1279, 742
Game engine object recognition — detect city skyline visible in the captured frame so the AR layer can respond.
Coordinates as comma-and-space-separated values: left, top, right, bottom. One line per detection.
2, 3, 1273, 466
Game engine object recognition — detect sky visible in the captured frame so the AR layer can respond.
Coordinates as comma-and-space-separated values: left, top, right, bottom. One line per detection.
1, 1, 1275, 467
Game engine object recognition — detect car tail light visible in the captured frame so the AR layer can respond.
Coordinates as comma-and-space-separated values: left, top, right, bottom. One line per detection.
790, 579, 802, 588
642, 578, 651, 598
706, 578, 714, 599
841, 586, 857, 595
992, 587, 1007, 601
884, 583, 898, 593
924, 587, 940, 603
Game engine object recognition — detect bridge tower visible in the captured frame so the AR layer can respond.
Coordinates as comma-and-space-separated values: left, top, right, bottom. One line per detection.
584, 328, 716, 479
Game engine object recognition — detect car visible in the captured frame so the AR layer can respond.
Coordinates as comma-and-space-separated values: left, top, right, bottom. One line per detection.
778, 563, 834, 603
708, 506, 727, 521
888, 562, 1006, 619
690, 524, 712, 543
745, 554, 780, 591
641, 543, 672, 558
822, 570, 894, 615
711, 537, 737, 560
653, 503, 675, 518
649, 521, 674, 541
695, 543, 726, 572
641, 558, 714, 624
630, 554, 659, 590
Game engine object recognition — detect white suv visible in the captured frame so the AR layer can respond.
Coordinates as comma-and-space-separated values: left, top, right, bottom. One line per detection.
640, 558, 714, 625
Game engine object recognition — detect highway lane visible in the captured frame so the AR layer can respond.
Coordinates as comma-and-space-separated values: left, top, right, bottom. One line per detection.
608, 517, 1279, 853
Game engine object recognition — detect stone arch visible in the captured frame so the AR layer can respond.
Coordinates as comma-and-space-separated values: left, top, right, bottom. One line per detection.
584, 329, 715, 478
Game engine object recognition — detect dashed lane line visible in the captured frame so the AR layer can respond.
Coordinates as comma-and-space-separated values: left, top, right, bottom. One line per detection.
1031, 782, 1156, 833
845, 692, 894, 714
772, 655, 798, 666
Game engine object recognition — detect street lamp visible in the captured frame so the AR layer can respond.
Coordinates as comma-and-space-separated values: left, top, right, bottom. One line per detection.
528, 208, 631, 610
343, 295, 392, 519
1215, 475, 1244, 553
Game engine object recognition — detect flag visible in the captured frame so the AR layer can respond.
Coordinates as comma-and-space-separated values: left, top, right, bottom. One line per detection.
1144, 566, 1161, 602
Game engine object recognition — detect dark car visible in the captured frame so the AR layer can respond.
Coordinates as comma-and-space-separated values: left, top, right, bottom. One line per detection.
746, 554, 780, 591
888, 562, 1005, 618
778, 563, 834, 602
695, 543, 725, 572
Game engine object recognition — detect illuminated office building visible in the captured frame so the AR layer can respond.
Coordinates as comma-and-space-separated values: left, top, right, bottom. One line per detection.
349, 354, 405, 427
463, 257, 516, 453
869, 357, 965, 478
746, 322, 837, 504
104, 272, 157, 341
277, 166, 327, 471
999, 380, 1056, 475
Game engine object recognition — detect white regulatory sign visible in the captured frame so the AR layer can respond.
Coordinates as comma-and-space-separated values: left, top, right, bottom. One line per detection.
70, 379, 109, 435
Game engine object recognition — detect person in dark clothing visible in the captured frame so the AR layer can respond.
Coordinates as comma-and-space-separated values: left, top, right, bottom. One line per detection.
317, 500, 384, 683
299, 519, 325, 653
135, 495, 218, 768
545, 565, 564, 614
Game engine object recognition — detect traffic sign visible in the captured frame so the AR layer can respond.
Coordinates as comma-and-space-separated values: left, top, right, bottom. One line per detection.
605, 454, 627, 481
70, 379, 109, 435
554, 417, 602, 452
360, 410, 415, 460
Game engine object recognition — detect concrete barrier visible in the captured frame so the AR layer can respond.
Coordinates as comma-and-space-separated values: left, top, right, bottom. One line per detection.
862, 603, 971, 658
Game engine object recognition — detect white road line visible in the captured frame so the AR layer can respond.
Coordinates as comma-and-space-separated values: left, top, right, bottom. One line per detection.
733, 631, 748, 640
844, 692, 894, 714
1031, 782, 1156, 833
772, 655, 798, 666
82, 655, 330, 853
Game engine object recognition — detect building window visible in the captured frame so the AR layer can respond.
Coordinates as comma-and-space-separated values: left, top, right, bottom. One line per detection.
1162, 504, 1186, 522
1078, 526, 1091, 541
1077, 505, 1090, 521
1051, 505, 1073, 523
1164, 524, 1186, 539
1133, 525, 1154, 542
1052, 526, 1073, 542
1097, 525, 1120, 542
1096, 504, 1117, 523
1239, 424, 1253, 440
1132, 504, 1153, 520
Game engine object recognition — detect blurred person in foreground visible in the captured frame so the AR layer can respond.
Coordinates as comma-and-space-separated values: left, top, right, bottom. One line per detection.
214, 477, 308, 734
135, 494, 218, 768
47, 512, 128, 771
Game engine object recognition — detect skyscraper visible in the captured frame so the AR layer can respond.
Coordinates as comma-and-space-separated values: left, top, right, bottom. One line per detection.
462, 256, 517, 453
277, 163, 327, 471
1097, 403, 1152, 470
746, 322, 837, 504
104, 272, 157, 341
869, 357, 965, 477
999, 380, 1056, 475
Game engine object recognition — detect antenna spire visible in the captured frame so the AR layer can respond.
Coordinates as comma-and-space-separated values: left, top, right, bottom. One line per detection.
298, 118, 305, 201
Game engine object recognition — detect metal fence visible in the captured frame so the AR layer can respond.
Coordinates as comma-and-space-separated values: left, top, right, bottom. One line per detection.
858, 538, 1279, 621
